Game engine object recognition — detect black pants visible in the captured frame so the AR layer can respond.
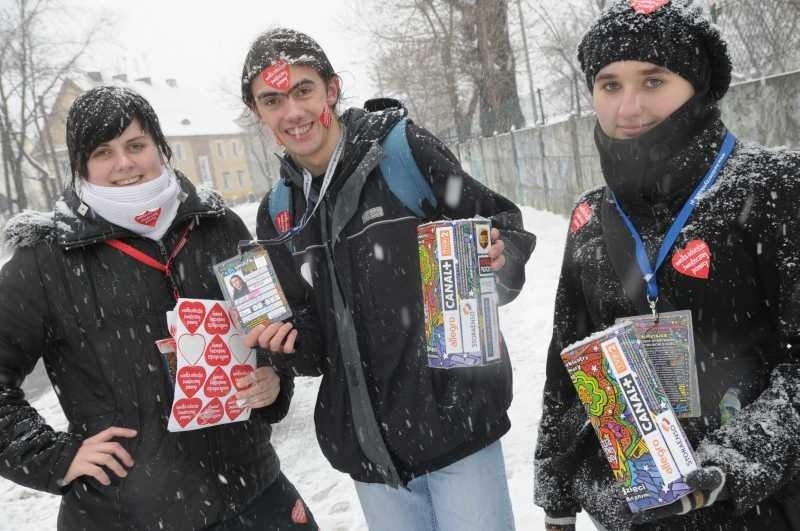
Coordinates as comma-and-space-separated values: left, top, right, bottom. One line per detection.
206, 473, 318, 530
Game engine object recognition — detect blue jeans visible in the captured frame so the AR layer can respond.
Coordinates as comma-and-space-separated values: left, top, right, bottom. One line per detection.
354, 440, 515, 531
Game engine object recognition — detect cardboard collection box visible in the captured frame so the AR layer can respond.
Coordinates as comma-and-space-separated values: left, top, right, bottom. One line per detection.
417, 218, 501, 369
560, 322, 699, 512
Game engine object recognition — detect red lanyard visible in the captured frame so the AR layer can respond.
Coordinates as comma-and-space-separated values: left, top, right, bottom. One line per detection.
104, 221, 194, 300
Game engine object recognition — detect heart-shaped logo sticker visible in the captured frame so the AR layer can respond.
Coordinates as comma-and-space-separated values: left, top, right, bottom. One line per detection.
177, 365, 206, 397
629, 0, 670, 15
205, 335, 232, 366
204, 303, 231, 335
197, 397, 224, 425
671, 239, 711, 279
261, 60, 290, 90
203, 366, 232, 397
225, 394, 248, 421
178, 301, 206, 333
134, 207, 162, 227
570, 202, 593, 234
231, 364, 255, 391
173, 397, 202, 428
178, 334, 206, 365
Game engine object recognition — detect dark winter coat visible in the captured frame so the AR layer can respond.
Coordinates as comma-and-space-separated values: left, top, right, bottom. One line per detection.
0, 175, 292, 530
534, 106, 800, 530
257, 107, 536, 484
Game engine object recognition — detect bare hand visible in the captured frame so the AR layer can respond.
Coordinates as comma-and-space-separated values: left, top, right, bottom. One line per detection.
489, 228, 506, 271
63, 427, 137, 486
235, 366, 281, 408
244, 321, 298, 354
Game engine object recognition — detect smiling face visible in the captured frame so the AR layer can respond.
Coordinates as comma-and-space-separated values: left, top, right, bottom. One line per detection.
249, 64, 340, 175
84, 119, 163, 186
592, 60, 695, 139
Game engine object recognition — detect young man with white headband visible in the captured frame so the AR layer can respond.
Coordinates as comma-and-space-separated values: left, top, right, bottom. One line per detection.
241, 27, 536, 531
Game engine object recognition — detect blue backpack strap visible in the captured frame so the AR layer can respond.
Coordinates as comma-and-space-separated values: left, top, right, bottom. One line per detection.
379, 118, 438, 217
267, 179, 293, 235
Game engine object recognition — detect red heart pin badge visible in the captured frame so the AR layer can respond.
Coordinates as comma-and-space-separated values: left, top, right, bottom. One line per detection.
261, 61, 290, 90
178, 333, 206, 365
291, 499, 309, 524
630, 0, 670, 15
178, 301, 206, 333
205, 335, 232, 366
204, 303, 231, 335
231, 364, 255, 391
225, 394, 248, 421
320, 106, 332, 128
203, 366, 232, 398
197, 397, 224, 425
274, 210, 292, 234
570, 202, 593, 234
134, 207, 162, 227
173, 397, 202, 428
671, 239, 711, 279
177, 365, 206, 397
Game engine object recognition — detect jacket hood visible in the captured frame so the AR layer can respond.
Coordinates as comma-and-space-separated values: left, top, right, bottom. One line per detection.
3, 171, 226, 249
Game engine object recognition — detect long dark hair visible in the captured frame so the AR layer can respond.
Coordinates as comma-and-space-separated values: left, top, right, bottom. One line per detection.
66, 86, 172, 184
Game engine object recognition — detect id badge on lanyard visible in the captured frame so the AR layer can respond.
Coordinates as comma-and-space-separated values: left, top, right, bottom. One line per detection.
615, 310, 701, 418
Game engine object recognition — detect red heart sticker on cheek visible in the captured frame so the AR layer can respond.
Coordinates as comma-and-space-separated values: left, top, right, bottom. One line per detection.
197, 398, 225, 425
205, 335, 232, 366
261, 61, 290, 91
134, 208, 161, 227
172, 398, 202, 428
225, 394, 247, 421
178, 301, 206, 333
629, 0, 670, 15
177, 365, 206, 397
203, 366, 232, 397
671, 239, 711, 279
320, 106, 332, 128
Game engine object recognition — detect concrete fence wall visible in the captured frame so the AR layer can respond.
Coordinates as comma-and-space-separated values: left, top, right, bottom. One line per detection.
449, 70, 800, 216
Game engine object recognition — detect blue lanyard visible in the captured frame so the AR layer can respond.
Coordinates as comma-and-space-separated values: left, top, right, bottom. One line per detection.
611, 131, 735, 314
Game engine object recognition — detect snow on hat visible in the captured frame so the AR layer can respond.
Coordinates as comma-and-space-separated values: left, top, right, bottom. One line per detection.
241, 28, 336, 107
578, 0, 732, 101
66, 86, 171, 183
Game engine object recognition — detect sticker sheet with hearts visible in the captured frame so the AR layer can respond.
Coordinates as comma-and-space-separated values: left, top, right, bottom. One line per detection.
167, 298, 257, 432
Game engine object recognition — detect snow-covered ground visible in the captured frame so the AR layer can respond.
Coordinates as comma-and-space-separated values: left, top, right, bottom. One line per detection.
0, 204, 595, 530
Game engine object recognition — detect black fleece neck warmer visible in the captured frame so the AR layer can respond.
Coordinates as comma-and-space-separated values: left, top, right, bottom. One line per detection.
595, 94, 726, 220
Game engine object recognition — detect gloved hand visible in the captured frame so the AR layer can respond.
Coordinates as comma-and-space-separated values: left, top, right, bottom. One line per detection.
631, 466, 728, 524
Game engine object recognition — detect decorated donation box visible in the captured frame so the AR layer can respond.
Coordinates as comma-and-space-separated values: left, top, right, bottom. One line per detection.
417, 218, 501, 369
160, 298, 256, 432
560, 322, 698, 512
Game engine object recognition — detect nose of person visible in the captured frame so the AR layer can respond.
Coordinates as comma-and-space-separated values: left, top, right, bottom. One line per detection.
617, 87, 643, 121
114, 150, 136, 173
283, 95, 306, 123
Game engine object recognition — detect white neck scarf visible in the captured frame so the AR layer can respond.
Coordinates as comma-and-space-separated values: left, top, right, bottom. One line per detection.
79, 166, 181, 241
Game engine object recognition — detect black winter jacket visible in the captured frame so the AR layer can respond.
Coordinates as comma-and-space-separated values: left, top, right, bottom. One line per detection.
0, 175, 292, 530
534, 106, 800, 530
257, 107, 536, 484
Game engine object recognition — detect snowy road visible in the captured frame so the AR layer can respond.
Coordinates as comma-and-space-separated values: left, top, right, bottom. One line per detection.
0, 205, 595, 530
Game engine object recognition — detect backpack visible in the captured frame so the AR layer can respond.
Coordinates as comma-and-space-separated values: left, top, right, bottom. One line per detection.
267, 117, 438, 233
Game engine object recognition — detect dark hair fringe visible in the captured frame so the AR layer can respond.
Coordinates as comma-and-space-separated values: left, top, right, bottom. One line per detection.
66, 86, 172, 184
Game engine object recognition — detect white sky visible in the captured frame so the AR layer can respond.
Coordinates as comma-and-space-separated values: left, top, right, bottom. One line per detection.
59, 0, 376, 110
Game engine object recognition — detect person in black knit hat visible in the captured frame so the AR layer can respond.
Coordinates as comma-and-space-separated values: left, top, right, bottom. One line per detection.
535, 0, 800, 530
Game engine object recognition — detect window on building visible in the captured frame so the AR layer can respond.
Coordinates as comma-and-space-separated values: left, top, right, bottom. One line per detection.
222, 172, 231, 189
231, 140, 239, 158
237, 170, 245, 187
216, 141, 224, 158
174, 143, 184, 161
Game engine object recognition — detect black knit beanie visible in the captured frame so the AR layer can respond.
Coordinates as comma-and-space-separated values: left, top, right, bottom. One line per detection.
578, 0, 732, 101
241, 28, 336, 108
